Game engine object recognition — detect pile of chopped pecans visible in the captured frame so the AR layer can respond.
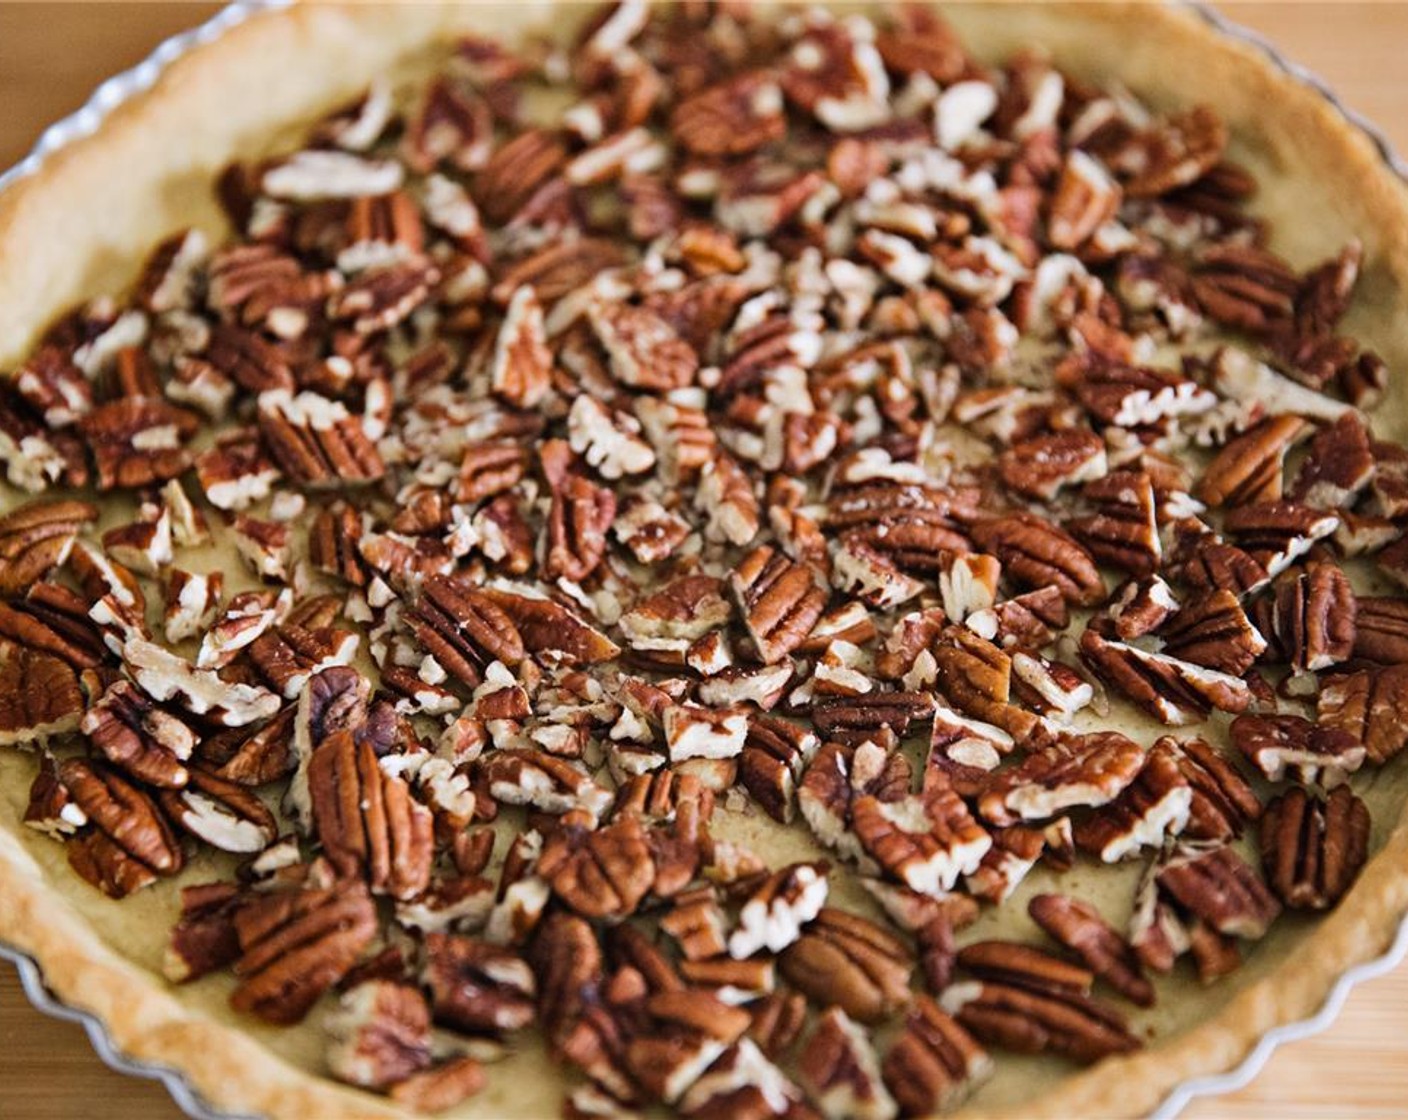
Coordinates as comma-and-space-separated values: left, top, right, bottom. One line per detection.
3, 1, 1404, 1115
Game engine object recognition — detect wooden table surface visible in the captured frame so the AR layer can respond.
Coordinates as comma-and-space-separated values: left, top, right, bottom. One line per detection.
4, 3, 1408, 1117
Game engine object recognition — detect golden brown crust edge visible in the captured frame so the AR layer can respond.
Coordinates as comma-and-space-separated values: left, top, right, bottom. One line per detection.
1, 4, 1408, 1119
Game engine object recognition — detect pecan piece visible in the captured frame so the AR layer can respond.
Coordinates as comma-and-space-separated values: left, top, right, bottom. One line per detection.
164, 881, 244, 983
309, 730, 435, 900
1067, 470, 1161, 577
881, 995, 991, 1118
230, 871, 378, 1023
796, 1007, 897, 1120
1168, 736, 1263, 842
1158, 589, 1266, 676
1028, 894, 1153, 1007
538, 809, 655, 919
1194, 415, 1307, 507
78, 396, 200, 490
977, 732, 1145, 827
1079, 629, 1250, 725
970, 513, 1104, 607
1072, 738, 1192, 863
731, 545, 828, 664
325, 980, 433, 1091
1318, 665, 1408, 764
160, 767, 279, 854
779, 908, 912, 1024
257, 389, 384, 488
491, 286, 552, 409
59, 758, 184, 897
588, 300, 699, 391
943, 941, 1139, 1063
1157, 845, 1281, 940
1264, 562, 1356, 674
672, 72, 785, 157
406, 573, 525, 689
80, 678, 195, 789
1260, 785, 1370, 911
1354, 597, 1408, 665
0, 498, 97, 595
852, 793, 991, 898
1230, 713, 1365, 789
728, 862, 829, 959
540, 439, 616, 582
998, 429, 1107, 502
423, 932, 536, 1034
1292, 412, 1376, 509
0, 642, 85, 745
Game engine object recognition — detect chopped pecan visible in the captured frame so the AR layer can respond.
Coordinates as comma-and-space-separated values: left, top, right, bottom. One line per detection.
1067, 470, 1161, 577
1028, 894, 1153, 1007
697, 452, 761, 546
779, 908, 913, 1024
195, 429, 282, 512
943, 940, 1139, 1063
852, 791, 991, 898
541, 439, 617, 582
308, 729, 434, 900
388, 1056, 487, 1113
589, 300, 699, 391
998, 429, 1107, 502
1222, 501, 1339, 579
728, 862, 830, 959
1048, 150, 1121, 250
672, 72, 785, 157
164, 881, 244, 983
732, 545, 828, 664
423, 932, 536, 1034
739, 715, 818, 824
1230, 713, 1364, 790
325, 980, 433, 1090
1072, 738, 1191, 863
970, 513, 1104, 607
491, 286, 552, 409
230, 870, 378, 1023
1292, 413, 1375, 509
882, 995, 991, 1117
80, 678, 196, 789
1260, 785, 1370, 911
78, 396, 199, 490
812, 692, 933, 750
796, 1006, 896, 1120
978, 732, 1145, 827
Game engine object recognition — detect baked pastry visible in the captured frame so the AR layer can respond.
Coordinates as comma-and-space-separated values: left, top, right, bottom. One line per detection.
2, 3, 1408, 1117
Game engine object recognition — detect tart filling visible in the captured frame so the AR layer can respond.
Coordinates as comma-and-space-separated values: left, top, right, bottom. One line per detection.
0, 2, 1404, 1116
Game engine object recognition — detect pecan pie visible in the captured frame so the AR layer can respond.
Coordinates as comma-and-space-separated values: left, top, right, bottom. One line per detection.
3, 4, 1408, 1119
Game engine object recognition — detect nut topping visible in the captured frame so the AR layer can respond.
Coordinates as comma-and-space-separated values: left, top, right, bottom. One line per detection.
779, 908, 913, 1024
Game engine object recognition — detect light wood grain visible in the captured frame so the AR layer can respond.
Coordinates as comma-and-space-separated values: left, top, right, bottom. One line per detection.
4, 4, 1408, 1118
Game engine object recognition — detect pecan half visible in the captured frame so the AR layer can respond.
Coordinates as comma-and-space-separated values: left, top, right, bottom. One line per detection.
970, 513, 1104, 607
257, 389, 384, 488
0, 498, 97, 595
423, 932, 536, 1034
406, 573, 525, 688
882, 995, 991, 1118
308, 729, 434, 900
1318, 665, 1408, 764
1156, 845, 1281, 940
977, 732, 1145, 827
0, 642, 85, 745
1260, 785, 1370, 911
1067, 470, 1161, 577
1264, 562, 1356, 674
1231, 713, 1365, 790
540, 439, 617, 582
1079, 629, 1250, 725
732, 545, 828, 664
59, 758, 184, 897
1158, 589, 1266, 676
1194, 415, 1307, 507
538, 809, 655, 919
779, 908, 913, 1024
943, 941, 1139, 1064
230, 870, 378, 1023
1072, 738, 1192, 863
1028, 894, 1153, 1007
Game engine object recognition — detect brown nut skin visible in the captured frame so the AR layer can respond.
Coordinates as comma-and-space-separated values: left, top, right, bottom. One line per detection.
882, 995, 992, 1118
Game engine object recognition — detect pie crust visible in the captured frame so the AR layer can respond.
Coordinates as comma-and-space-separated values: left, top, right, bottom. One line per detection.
3, 4, 1408, 1118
